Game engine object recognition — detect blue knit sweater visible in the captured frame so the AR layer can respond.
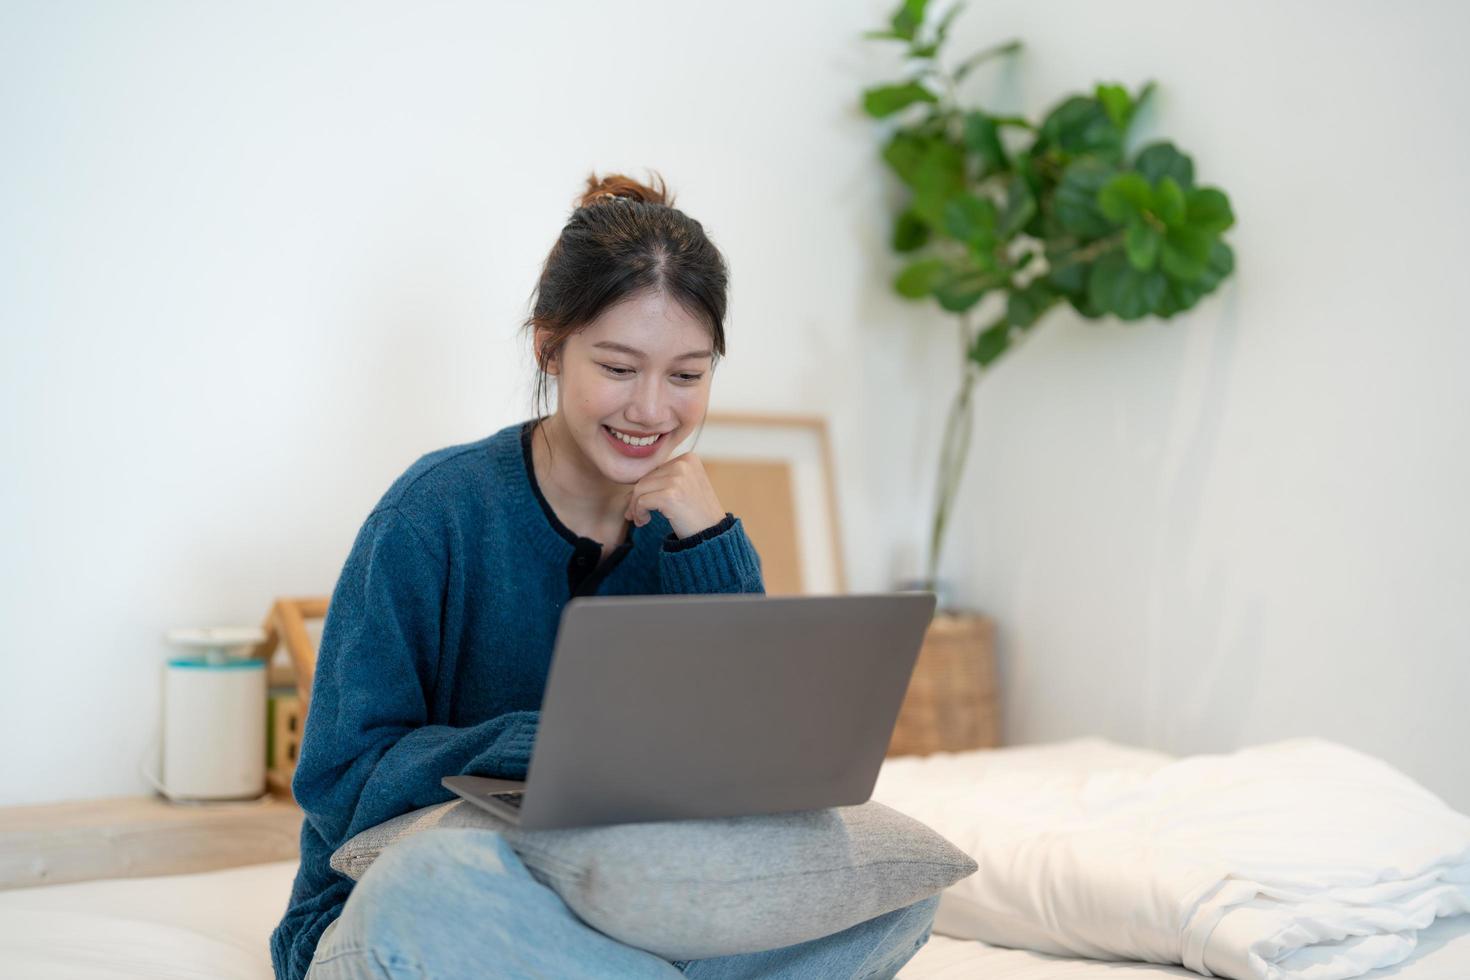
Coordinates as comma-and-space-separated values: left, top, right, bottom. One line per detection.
269, 419, 765, 980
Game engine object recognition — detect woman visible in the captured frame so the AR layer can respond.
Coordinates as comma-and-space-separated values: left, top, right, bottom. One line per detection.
269, 172, 939, 980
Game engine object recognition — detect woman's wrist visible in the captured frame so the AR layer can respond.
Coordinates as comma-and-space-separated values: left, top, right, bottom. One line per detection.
663, 512, 736, 552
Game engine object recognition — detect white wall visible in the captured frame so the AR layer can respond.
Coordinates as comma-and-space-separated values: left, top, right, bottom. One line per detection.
933, 1, 1470, 810
2, 2, 1466, 811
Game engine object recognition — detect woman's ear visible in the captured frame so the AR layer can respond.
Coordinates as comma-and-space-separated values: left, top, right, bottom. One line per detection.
535, 329, 560, 376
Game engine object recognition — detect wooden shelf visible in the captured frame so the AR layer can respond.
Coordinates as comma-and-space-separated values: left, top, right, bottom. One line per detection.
0, 793, 303, 891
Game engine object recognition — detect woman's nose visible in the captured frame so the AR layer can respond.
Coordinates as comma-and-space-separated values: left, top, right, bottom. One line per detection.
626, 377, 667, 424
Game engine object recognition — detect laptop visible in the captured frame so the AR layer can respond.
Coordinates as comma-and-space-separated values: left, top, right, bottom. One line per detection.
441, 590, 936, 830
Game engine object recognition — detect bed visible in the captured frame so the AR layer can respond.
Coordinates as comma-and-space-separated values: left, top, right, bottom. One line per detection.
3, 857, 1468, 980
4, 739, 1468, 980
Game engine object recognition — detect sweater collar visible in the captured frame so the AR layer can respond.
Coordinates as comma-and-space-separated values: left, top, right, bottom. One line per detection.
490, 417, 666, 567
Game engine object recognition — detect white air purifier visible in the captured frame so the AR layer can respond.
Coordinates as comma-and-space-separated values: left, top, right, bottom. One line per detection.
157, 627, 268, 802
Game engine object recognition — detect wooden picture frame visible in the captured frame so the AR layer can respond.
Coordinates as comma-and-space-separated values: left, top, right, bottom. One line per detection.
675, 412, 847, 595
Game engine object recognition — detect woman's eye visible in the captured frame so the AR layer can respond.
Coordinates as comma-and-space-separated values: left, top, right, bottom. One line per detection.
599, 364, 703, 384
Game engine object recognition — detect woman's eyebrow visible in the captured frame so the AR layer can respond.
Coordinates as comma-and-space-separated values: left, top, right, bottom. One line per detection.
591, 341, 713, 361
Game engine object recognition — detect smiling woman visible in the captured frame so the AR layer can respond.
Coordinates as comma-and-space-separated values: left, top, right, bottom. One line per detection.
268, 170, 941, 980
532, 289, 720, 524
522, 173, 734, 550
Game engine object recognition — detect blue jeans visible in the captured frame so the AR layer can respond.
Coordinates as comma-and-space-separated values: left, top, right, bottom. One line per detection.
305, 828, 939, 980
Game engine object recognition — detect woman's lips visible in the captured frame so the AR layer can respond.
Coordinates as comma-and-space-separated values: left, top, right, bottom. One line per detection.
603, 424, 666, 458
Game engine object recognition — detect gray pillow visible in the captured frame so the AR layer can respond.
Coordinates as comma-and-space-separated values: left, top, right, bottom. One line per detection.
329, 799, 976, 960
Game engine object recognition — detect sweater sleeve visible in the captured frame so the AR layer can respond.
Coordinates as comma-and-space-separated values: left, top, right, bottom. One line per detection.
658, 512, 766, 595
292, 505, 540, 849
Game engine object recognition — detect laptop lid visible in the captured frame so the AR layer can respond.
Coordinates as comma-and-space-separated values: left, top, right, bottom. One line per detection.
511, 590, 936, 830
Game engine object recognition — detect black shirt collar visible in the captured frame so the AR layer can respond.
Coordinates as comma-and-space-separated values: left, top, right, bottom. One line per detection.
520, 419, 635, 596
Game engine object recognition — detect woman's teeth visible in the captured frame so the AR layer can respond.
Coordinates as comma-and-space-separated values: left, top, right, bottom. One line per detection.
607, 426, 660, 447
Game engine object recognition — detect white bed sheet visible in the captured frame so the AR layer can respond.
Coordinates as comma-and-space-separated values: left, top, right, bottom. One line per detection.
0, 859, 292, 980
3, 804, 1469, 980
901, 916, 1470, 979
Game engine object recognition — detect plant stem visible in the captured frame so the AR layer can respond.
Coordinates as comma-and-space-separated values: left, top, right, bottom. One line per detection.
1047, 232, 1124, 272
925, 315, 981, 591
952, 39, 1023, 84
922, 301, 1058, 596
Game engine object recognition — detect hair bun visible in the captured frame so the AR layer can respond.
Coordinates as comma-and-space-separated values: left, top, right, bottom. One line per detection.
577, 171, 674, 210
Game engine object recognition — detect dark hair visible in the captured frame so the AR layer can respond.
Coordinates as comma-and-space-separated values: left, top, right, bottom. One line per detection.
520, 170, 730, 454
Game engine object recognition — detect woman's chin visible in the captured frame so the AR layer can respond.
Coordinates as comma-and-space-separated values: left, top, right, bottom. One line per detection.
602, 455, 660, 483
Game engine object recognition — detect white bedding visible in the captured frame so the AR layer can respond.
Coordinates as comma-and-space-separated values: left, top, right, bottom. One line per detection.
0, 860, 288, 979
2, 857, 1468, 980
903, 916, 1470, 980
2, 739, 1468, 980
873, 736, 1470, 980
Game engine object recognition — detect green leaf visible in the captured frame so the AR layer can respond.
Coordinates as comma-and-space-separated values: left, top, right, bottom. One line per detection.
1055, 159, 1119, 238
934, 268, 993, 311
963, 112, 1008, 175
1005, 281, 1058, 328
1044, 245, 1089, 296
863, 81, 938, 118
1164, 239, 1234, 312
1133, 81, 1157, 114
1151, 176, 1186, 226
910, 1, 965, 57
1095, 83, 1133, 129
943, 193, 997, 247
882, 131, 927, 186
1186, 187, 1235, 234
887, 0, 928, 41
1133, 142, 1195, 190
1067, 292, 1107, 320
998, 174, 1036, 237
1035, 95, 1124, 163
1087, 250, 1167, 321
971, 245, 1002, 273
908, 138, 968, 228
1098, 172, 1151, 223
969, 321, 1011, 366
894, 258, 950, 298
892, 209, 930, 252
1125, 222, 1161, 271
1159, 225, 1214, 281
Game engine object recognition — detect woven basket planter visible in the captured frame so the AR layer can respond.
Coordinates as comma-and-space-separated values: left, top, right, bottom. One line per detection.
886, 611, 999, 757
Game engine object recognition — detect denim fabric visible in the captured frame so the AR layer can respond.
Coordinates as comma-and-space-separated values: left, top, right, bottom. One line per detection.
304, 828, 939, 980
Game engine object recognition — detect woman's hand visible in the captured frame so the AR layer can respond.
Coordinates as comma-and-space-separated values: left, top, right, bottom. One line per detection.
623, 452, 727, 540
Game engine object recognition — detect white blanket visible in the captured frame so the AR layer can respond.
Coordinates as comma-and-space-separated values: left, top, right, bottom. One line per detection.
871, 737, 1470, 980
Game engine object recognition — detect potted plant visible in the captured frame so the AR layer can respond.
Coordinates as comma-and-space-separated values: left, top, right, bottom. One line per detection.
863, 0, 1237, 752
864, 0, 1236, 603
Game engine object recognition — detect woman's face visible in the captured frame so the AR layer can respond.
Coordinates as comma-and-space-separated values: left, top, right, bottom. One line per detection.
540, 290, 716, 485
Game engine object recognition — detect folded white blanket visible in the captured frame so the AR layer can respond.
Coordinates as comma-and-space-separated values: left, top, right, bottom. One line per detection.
872, 737, 1470, 980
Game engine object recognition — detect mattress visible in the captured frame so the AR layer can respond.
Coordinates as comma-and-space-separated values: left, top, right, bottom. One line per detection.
2, 857, 1469, 979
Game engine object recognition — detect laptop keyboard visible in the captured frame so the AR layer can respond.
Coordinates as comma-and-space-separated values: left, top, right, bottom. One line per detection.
490, 791, 524, 809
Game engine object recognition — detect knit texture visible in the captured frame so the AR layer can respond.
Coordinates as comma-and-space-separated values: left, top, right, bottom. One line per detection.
269, 419, 765, 980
